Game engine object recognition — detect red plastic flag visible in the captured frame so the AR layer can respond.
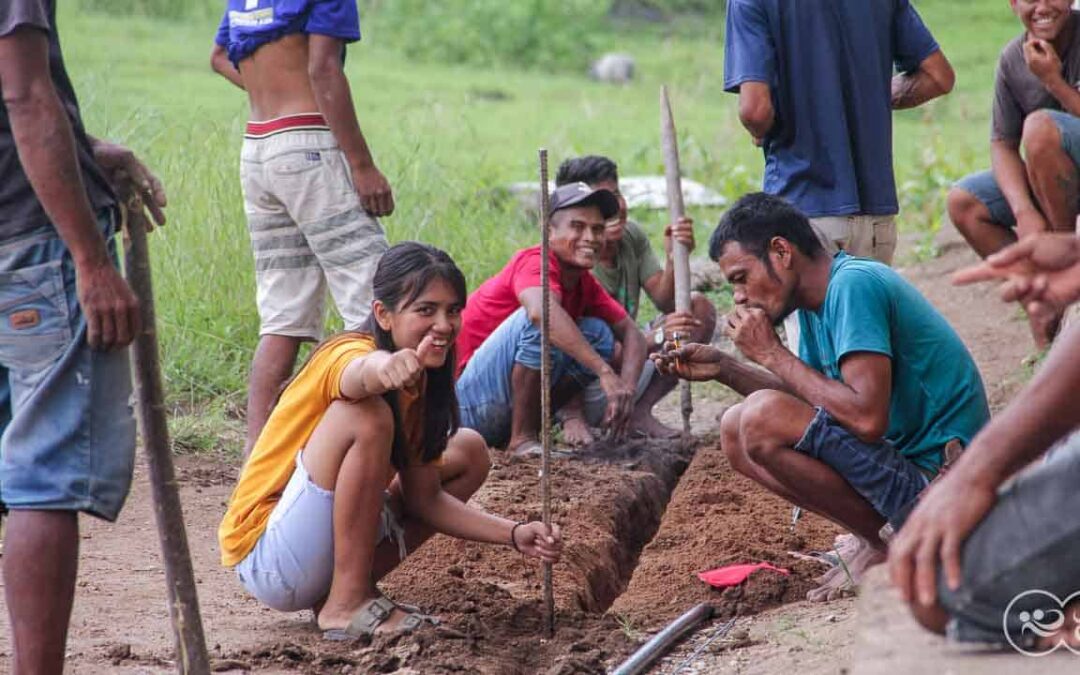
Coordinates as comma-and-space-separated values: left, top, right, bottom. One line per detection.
697, 561, 790, 588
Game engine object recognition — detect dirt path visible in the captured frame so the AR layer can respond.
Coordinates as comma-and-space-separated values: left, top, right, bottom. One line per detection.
0, 243, 1035, 674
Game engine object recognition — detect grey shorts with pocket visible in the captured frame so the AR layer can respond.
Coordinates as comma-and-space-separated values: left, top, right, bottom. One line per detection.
241, 118, 389, 340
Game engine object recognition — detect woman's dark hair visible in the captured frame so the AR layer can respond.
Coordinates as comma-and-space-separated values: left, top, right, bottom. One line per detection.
369, 242, 468, 470
708, 192, 825, 265
556, 155, 619, 186
278, 242, 467, 471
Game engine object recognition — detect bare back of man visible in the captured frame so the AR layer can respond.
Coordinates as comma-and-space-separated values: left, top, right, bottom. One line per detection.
238, 34, 318, 121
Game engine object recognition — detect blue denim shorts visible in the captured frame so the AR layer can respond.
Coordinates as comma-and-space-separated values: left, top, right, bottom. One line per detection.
0, 211, 136, 521
456, 308, 614, 448
937, 432, 1080, 649
954, 109, 1080, 228
794, 408, 931, 526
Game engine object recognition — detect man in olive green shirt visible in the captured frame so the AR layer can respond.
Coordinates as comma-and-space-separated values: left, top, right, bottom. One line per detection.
556, 156, 717, 440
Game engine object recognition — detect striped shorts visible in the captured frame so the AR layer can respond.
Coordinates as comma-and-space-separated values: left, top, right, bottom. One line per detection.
240, 114, 389, 340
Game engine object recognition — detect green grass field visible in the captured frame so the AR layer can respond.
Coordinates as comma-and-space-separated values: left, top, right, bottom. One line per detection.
57, 1, 1024, 425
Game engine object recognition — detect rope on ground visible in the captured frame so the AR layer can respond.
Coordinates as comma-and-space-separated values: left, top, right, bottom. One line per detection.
670, 617, 737, 675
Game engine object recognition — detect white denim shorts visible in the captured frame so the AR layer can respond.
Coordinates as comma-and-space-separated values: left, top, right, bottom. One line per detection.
235, 452, 406, 612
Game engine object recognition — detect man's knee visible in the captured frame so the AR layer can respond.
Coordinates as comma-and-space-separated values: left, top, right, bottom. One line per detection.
454, 428, 492, 483
1022, 110, 1064, 162
946, 187, 989, 234
739, 390, 789, 464
907, 599, 949, 635
577, 317, 615, 360
720, 403, 746, 466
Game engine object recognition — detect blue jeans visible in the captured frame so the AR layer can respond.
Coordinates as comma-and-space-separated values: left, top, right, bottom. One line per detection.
794, 408, 931, 526
456, 308, 613, 448
954, 109, 1080, 228
0, 210, 136, 521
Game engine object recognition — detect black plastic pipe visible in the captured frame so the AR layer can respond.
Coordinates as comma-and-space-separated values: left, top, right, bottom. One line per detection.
611, 602, 715, 675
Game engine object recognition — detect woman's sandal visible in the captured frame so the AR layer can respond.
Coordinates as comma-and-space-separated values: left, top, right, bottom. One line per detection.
322, 595, 438, 641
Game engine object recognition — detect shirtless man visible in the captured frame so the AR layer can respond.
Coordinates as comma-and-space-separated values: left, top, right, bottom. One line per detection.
211, 0, 392, 454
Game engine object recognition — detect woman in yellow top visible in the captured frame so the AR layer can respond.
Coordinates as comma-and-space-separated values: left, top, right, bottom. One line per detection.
219, 242, 562, 638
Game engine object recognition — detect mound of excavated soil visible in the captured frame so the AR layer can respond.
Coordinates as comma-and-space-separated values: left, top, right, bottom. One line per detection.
610, 441, 841, 631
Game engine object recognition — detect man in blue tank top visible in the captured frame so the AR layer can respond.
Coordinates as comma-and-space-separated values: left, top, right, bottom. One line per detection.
211, 0, 392, 455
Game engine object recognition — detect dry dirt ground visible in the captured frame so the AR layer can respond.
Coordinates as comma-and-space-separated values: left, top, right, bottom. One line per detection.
0, 241, 1035, 674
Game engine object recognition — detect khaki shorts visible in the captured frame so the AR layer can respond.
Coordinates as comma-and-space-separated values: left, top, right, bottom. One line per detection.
784, 214, 897, 354
808, 214, 897, 265
241, 115, 388, 340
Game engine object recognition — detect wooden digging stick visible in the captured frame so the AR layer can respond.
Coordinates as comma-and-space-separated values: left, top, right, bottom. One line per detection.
538, 149, 556, 638
120, 189, 212, 675
661, 85, 694, 438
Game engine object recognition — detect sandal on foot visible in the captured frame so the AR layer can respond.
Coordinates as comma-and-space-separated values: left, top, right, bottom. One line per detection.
509, 440, 573, 459
322, 595, 435, 641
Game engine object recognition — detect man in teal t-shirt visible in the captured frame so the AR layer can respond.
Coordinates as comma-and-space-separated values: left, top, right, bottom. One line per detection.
652, 193, 989, 603
798, 254, 988, 474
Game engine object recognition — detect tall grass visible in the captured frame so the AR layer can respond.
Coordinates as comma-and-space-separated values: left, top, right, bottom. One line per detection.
59, 1, 1019, 415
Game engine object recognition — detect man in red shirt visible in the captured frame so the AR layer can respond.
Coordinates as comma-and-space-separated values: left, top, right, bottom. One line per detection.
456, 183, 649, 455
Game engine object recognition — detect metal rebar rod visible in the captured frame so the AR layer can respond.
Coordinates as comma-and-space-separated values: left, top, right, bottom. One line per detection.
660, 85, 694, 438
121, 192, 211, 675
538, 148, 555, 638
611, 603, 715, 675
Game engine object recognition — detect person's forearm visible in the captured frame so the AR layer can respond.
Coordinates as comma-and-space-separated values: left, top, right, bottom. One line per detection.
652, 264, 677, 314
310, 64, 377, 173
1044, 75, 1080, 118
891, 71, 946, 109
892, 51, 954, 110
416, 490, 516, 546
759, 347, 881, 439
210, 48, 245, 90
546, 305, 613, 377
951, 324, 1080, 489
713, 353, 788, 396
7, 84, 110, 267
618, 327, 647, 389
991, 142, 1040, 230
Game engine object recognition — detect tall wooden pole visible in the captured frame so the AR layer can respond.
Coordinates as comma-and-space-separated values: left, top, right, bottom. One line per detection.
121, 191, 211, 675
538, 149, 556, 638
660, 86, 694, 437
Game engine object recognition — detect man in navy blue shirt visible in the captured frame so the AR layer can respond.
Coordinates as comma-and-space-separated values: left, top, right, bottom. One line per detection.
724, 0, 954, 266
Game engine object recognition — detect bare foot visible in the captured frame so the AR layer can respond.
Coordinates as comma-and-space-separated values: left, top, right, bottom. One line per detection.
1026, 305, 1062, 350
629, 413, 681, 439
833, 532, 861, 559
560, 416, 594, 446
807, 537, 886, 602
507, 436, 542, 457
